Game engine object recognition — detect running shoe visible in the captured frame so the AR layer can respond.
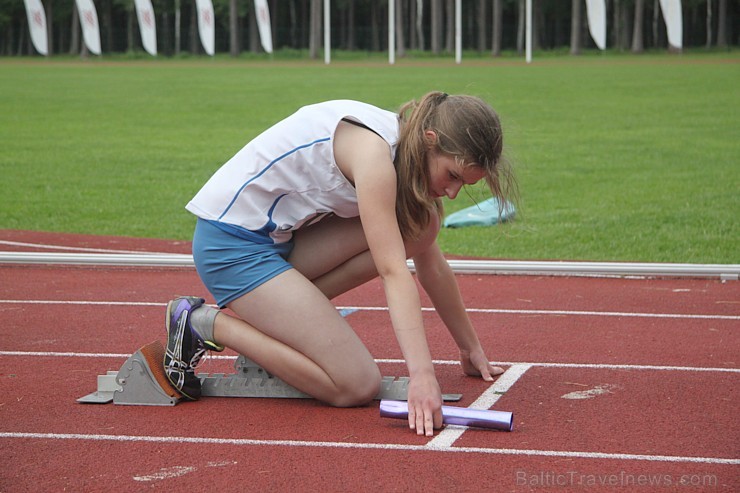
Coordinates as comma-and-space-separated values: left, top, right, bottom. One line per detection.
164, 296, 223, 400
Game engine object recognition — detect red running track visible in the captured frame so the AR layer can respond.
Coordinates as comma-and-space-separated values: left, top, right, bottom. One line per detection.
0, 230, 738, 492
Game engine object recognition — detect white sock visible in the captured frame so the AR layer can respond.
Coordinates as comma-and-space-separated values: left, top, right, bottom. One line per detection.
191, 304, 219, 343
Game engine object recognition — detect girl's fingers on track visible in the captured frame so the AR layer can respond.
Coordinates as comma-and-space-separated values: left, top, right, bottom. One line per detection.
416, 408, 426, 435
478, 363, 494, 381
424, 413, 434, 436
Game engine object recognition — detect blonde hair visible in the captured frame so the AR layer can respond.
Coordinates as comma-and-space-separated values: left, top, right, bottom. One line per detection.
395, 91, 517, 239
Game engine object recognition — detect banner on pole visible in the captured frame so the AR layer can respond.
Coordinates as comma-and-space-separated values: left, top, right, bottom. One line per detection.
134, 0, 157, 56
254, 0, 273, 53
659, 0, 683, 49
23, 0, 48, 55
75, 0, 101, 55
195, 0, 215, 56
585, 0, 606, 50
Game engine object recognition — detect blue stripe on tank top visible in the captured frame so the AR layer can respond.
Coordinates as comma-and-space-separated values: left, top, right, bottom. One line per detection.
206, 193, 288, 244
260, 193, 288, 235
218, 137, 332, 221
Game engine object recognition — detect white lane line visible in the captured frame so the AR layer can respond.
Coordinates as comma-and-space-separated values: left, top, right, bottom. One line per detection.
427, 364, 532, 449
0, 240, 175, 255
0, 351, 738, 373
1, 300, 737, 320
1, 432, 737, 465
0, 300, 165, 307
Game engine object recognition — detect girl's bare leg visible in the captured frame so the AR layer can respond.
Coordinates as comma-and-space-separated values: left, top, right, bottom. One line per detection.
216, 269, 380, 407
211, 215, 438, 407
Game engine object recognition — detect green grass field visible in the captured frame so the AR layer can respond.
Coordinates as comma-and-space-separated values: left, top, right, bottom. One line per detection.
1, 51, 738, 263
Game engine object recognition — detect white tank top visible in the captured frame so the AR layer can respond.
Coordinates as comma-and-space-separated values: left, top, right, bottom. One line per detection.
186, 100, 400, 244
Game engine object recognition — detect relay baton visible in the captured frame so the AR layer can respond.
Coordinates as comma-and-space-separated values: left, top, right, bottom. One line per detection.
379, 400, 514, 431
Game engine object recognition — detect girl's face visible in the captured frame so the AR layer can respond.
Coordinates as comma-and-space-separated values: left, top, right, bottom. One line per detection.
426, 145, 485, 200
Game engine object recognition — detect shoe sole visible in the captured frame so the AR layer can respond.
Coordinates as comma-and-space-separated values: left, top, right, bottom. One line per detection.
164, 298, 199, 401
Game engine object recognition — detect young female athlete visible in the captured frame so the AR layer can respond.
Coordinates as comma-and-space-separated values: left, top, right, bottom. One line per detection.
164, 91, 516, 437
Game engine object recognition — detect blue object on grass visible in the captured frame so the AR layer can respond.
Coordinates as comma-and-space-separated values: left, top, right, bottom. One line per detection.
443, 197, 516, 228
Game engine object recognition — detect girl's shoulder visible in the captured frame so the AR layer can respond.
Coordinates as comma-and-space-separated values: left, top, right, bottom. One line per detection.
295, 100, 399, 145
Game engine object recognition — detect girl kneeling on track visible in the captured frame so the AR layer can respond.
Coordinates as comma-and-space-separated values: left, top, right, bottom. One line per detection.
164, 91, 517, 437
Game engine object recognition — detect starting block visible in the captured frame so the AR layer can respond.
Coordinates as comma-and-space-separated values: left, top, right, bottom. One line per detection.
78, 341, 463, 406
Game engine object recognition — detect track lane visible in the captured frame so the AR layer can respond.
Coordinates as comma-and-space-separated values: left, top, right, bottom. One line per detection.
1, 231, 738, 491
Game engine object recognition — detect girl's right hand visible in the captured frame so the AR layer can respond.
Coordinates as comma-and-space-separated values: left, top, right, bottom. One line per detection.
460, 347, 504, 381
406, 372, 444, 436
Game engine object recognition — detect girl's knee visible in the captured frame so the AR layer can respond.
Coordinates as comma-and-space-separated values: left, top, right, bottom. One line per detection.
328, 364, 382, 408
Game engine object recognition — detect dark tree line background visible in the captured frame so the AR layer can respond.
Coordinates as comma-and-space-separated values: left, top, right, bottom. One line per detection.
2, 0, 736, 57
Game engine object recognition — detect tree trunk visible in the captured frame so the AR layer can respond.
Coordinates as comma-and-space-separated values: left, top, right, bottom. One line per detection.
270, 0, 278, 48
349, 0, 356, 50
716, 0, 727, 48
416, 0, 425, 50
570, 0, 582, 55
492, 0, 502, 56
632, 0, 644, 53
619, 0, 631, 51
431, 0, 442, 54
309, 0, 321, 59
516, 0, 524, 54
248, 5, 258, 53
477, 0, 486, 52
162, 12, 172, 56
370, 1, 379, 51
175, 0, 181, 55
396, 0, 406, 56
612, 0, 620, 48
3, 19, 11, 55
16, 20, 27, 56
102, 0, 112, 52
127, 9, 135, 52
288, 0, 297, 48
70, 6, 80, 55
408, 0, 416, 50
652, 0, 660, 48
533, 0, 543, 51
705, 0, 712, 48
46, 0, 53, 54
445, 0, 454, 53
229, 0, 238, 56
190, 2, 199, 54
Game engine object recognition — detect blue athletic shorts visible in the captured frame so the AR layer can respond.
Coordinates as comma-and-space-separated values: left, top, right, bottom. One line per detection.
192, 218, 294, 307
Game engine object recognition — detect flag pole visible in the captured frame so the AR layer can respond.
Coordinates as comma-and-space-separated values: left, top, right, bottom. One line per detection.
525, 0, 532, 63
455, 0, 461, 64
389, 0, 395, 64
324, 0, 331, 64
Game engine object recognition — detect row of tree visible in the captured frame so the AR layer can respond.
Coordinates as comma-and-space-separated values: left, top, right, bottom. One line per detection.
2, 0, 736, 57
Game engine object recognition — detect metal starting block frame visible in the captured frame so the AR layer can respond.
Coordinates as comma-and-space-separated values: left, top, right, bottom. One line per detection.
79, 349, 462, 406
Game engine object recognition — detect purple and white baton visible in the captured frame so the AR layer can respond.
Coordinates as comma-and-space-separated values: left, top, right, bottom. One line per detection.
379, 400, 514, 432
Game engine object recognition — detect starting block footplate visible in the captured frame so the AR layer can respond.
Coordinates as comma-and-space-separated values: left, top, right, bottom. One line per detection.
78, 344, 461, 406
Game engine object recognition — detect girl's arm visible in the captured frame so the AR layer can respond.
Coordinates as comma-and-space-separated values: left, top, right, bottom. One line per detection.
334, 122, 443, 436
412, 241, 504, 380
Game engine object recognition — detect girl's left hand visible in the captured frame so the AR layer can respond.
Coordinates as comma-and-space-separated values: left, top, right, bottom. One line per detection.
460, 347, 504, 382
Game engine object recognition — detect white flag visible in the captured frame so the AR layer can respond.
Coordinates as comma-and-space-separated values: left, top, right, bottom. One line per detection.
195, 0, 215, 56
254, 0, 273, 53
75, 0, 101, 55
585, 0, 606, 50
134, 0, 157, 56
23, 0, 48, 55
659, 0, 683, 49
